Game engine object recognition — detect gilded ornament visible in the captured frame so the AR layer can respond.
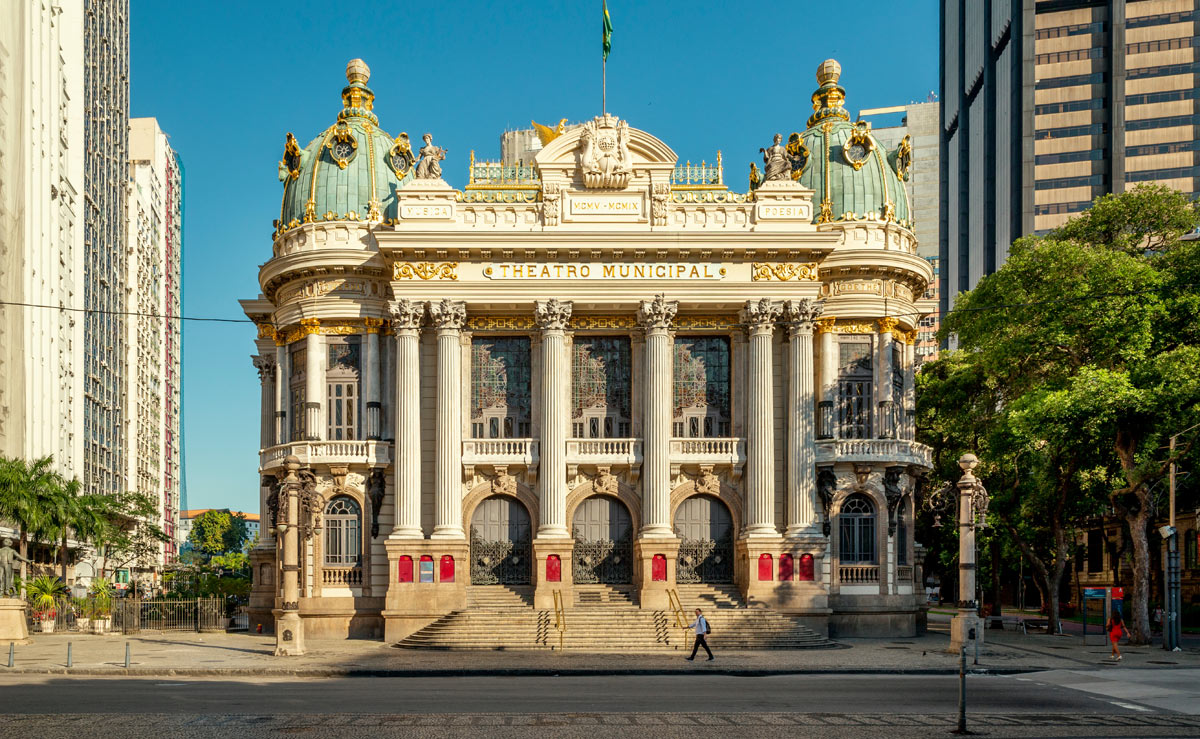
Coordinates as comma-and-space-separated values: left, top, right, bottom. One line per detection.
843, 121, 875, 171
467, 315, 536, 332
894, 134, 913, 182
877, 317, 900, 334
814, 316, 838, 334
675, 314, 738, 330
834, 321, 875, 334
750, 263, 819, 281
393, 262, 458, 281
531, 118, 568, 146
256, 322, 277, 341
905, 329, 918, 345
326, 122, 358, 170
818, 199, 834, 224
569, 315, 638, 331
388, 133, 416, 177
363, 317, 387, 334
298, 318, 322, 337
279, 133, 302, 181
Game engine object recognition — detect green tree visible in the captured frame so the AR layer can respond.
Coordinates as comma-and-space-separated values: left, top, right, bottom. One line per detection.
0, 456, 61, 584
938, 185, 1200, 644
187, 510, 249, 558
94, 490, 169, 586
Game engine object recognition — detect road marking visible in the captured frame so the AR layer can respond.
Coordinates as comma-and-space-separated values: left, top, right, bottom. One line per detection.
154, 683, 187, 687
1110, 701, 1151, 712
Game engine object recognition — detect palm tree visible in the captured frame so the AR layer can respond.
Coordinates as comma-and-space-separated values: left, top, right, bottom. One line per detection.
0, 455, 60, 584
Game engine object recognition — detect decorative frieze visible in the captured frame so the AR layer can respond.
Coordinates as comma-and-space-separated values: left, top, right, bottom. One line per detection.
751, 263, 819, 281
393, 262, 458, 280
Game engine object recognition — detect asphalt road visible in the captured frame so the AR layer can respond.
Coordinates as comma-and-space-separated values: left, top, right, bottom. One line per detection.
2, 673, 1198, 738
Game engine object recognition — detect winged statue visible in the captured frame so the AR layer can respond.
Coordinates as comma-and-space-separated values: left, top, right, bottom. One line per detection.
532, 118, 568, 146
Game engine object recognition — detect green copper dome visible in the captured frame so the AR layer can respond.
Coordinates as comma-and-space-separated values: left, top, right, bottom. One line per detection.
275, 59, 415, 235
791, 60, 912, 227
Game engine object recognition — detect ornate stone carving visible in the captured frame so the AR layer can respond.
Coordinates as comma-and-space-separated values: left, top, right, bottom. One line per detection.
543, 183, 561, 226
784, 298, 825, 337
651, 183, 669, 226
884, 465, 906, 536
491, 466, 517, 496
393, 262, 458, 280
297, 469, 322, 541
740, 297, 782, 330
760, 133, 791, 182
368, 469, 386, 538
578, 114, 632, 189
389, 299, 425, 332
534, 298, 573, 331
593, 465, 618, 495
694, 465, 720, 496
638, 293, 678, 330
877, 317, 900, 334
413, 133, 447, 180
252, 355, 276, 383
428, 299, 467, 331
263, 475, 283, 529
817, 467, 838, 536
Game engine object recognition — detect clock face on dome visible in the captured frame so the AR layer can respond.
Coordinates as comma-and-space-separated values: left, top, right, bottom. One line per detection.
843, 125, 875, 170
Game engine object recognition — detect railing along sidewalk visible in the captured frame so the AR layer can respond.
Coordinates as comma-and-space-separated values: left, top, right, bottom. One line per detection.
666, 588, 690, 646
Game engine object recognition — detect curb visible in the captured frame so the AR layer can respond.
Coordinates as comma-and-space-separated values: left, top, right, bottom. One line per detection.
0, 666, 1042, 678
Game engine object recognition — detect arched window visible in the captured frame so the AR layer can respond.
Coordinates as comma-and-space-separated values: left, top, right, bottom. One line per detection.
839, 494, 877, 564
324, 496, 361, 566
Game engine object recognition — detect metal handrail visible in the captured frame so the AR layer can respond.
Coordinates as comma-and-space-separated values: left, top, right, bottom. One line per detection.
666, 588, 690, 645
552, 589, 566, 652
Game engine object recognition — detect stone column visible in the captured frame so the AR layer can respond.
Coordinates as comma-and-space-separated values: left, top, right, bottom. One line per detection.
740, 298, 782, 538
903, 331, 916, 440
815, 317, 837, 439
638, 294, 678, 538
302, 320, 324, 441
429, 299, 467, 539
784, 299, 823, 537
876, 318, 898, 439
950, 454, 986, 653
275, 344, 289, 445
275, 455, 304, 656
363, 318, 384, 440
253, 355, 276, 450
389, 300, 425, 539
534, 298, 572, 538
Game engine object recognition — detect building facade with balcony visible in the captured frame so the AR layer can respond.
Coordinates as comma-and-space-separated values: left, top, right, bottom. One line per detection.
242, 59, 934, 641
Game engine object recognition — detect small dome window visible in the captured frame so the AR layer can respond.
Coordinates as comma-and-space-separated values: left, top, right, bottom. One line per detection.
388, 132, 415, 177
327, 122, 358, 169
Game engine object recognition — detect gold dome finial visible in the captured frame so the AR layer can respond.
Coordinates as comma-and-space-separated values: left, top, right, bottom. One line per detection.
346, 58, 370, 85
816, 59, 841, 86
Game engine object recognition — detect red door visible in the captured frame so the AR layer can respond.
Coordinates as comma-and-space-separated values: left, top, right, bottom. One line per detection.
651, 554, 667, 581
397, 555, 413, 583
779, 553, 794, 581
546, 554, 561, 582
758, 553, 773, 581
798, 553, 815, 581
439, 555, 455, 582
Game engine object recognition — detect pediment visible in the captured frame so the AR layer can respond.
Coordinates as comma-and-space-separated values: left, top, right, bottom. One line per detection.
535, 114, 677, 186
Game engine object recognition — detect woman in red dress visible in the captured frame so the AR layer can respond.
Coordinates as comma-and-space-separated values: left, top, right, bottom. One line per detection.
1106, 611, 1125, 661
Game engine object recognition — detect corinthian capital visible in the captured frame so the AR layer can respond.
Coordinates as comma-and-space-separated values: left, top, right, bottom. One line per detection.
740, 297, 782, 331
427, 298, 467, 331
784, 298, 825, 337
638, 293, 678, 330
534, 298, 573, 331
252, 355, 277, 383
389, 299, 425, 332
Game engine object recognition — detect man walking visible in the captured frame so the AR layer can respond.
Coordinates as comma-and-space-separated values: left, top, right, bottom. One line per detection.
685, 607, 713, 661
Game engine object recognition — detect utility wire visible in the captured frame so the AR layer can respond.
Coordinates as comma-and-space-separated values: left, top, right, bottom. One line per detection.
0, 299, 253, 323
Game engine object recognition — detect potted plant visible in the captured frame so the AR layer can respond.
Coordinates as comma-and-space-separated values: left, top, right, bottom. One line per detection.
26, 575, 67, 633
88, 579, 114, 633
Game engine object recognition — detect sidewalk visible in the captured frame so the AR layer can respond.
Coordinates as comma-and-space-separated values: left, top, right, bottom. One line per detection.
3, 625, 1199, 677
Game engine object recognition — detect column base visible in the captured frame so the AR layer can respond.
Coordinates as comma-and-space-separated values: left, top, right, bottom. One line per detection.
274, 610, 305, 656
535, 525, 571, 540
0, 599, 29, 644
948, 612, 984, 653
784, 524, 823, 539
429, 527, 466, 540
387, 527, 424, 540
741, 525, 782, 539
639, 525, 675, 539
532, 537, 575, 610
634, 537, 680, 610
383, 539, 469, 642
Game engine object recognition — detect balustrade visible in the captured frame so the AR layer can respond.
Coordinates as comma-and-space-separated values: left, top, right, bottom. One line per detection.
322, 567, 363, 587
259, 440, 391, 470
461, 438, 537, 465
838, 565, 880, 584
897, 565, 914, 582
815, 438, 932, 468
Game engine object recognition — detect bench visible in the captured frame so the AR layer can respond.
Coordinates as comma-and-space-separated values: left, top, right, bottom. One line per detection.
1022, 618, 1063, 635
989, 615, 1026, 634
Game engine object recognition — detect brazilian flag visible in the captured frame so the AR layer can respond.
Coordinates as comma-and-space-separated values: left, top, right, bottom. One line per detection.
603, 1, 613, 61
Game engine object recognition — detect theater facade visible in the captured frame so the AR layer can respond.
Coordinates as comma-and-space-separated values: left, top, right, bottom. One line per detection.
242, 58, 934, 648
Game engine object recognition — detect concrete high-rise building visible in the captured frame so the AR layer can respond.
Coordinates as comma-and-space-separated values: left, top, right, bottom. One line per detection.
0, 1, 86, 480
862, 102, 943, 364
82, 0, 130, 497
940, 0, 1200, 317
126, 118, 183, 563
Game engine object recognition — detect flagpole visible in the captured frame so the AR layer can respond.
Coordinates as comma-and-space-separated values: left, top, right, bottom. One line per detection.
603, 58, 607, 115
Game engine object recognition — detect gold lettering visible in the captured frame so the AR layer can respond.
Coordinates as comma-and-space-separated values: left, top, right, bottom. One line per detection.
568, 265, 578, 278
603, 265, 615, 278
580, 265, 590, 278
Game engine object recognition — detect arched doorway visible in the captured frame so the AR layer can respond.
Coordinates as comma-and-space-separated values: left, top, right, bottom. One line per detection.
673, 494, 734, 583
571, 496, 633, 584
470, 495, 532, 585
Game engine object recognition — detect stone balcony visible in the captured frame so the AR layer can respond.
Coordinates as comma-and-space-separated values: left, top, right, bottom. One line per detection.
669, 437, 746, 479
461, 438, 539, 480
566, 438, 642, 480
259, 440, 392, 471
815, 438, 933, 469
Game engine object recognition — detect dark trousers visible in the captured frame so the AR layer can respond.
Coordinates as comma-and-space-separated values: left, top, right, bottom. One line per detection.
690, 634, 713, 659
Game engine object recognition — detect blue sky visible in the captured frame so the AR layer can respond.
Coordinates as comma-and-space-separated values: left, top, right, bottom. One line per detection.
130, 1, 939, 511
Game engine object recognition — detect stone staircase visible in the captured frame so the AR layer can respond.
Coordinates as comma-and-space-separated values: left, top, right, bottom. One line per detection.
396, 583, 834, 652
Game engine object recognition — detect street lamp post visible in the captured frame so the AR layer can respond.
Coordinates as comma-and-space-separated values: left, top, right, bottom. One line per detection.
949, 453, 988, 654
1162, 423, 1197, 653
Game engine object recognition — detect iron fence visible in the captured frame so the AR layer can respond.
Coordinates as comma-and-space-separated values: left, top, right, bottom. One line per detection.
24, 597, 227, 634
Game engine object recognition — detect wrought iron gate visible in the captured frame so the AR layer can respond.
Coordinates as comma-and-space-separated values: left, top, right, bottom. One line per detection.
470, 531, 531, 585
572, 537, 632, 584
676, 535, 733, 583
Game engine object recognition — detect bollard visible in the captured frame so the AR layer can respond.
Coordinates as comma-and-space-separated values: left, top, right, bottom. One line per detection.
7, 641, 12, 668
124, 641, 130, 669
67, 642, 72, 668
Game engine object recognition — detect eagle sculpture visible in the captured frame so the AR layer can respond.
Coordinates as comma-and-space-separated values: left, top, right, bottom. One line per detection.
532, 118, 568, 146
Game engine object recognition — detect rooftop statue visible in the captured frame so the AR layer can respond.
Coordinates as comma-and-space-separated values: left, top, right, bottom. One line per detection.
578, 114, 631, 189
414, 133, 447, 180
761, 134, 791, 182
532, 118, 568, 146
